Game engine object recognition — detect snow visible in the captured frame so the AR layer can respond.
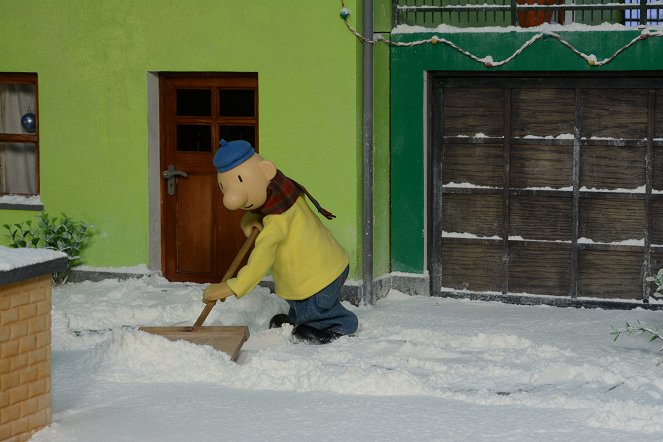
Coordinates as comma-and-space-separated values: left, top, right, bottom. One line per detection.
0, 193, 42, 206
578, 237, 644, 246
443, 181, 497, 189
392, 22, 662, 34
444, 181, 653, 194
454, 133, 502, 138
441, 285, 663, 305
29, 275, 663, 441
0, 246, 66, 271
522, 133, 575, 139
441, 232, 649, 246
508, 235, 570, 243
580, 185, 646, 193
522, 186, 574, 191
74, 263, 151, 274
443, 231, 501, 240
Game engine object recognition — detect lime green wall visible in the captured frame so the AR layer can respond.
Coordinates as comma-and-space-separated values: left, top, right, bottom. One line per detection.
1, 210, 42, 234
0, 1, 364, 275
341, 0, 392, 278
391, 30, 663, 273
373, 0, 392, 276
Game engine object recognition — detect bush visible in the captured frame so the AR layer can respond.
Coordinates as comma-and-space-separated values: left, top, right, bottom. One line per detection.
646, 268, 663, 298
609, 268, 663, 351
611, 321, 663, 351
4, 213, 93, 284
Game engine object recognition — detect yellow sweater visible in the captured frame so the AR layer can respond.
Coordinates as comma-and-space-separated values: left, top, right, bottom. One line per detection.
227, 196, 349, 300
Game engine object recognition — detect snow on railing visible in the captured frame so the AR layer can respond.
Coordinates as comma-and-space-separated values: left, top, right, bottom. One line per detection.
393, 0, 663, 28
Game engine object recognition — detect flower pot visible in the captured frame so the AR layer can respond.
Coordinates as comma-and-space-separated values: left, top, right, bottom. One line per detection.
517, 0, 564, 28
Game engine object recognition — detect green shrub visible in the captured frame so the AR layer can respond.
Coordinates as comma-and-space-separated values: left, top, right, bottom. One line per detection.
3, 213, 93, 284
611, 321, 663, 352
609, 268, 663, 351
646, 268, 663, 297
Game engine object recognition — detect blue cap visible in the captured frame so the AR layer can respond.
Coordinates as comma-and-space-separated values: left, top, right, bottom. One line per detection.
213, 139, 255, 172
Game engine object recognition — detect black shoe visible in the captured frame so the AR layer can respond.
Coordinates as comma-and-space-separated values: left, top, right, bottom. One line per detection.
292, 324, 343, 345
269, 314, 294, 329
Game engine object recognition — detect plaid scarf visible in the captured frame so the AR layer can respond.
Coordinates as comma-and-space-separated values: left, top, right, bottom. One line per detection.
256, 170, 335, 220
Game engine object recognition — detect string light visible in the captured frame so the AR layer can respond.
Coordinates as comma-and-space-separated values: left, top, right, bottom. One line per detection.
339, 4, 663, 68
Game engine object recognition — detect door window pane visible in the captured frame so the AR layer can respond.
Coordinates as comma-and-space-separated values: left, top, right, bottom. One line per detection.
177, 124, 212, 151
219, 125, 255, 147
0, 143, 36, 194
219, 89, 254, 117
177, 89, 211, 116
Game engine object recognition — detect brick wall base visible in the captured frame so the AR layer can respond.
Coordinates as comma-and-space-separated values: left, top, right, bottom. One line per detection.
1, 274, 52, 441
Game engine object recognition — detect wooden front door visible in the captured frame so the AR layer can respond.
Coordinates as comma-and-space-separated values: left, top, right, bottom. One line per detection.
160, 73, 258, 283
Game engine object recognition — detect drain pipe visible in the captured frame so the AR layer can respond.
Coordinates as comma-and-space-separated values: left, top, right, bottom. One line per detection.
362, 0, 374, 305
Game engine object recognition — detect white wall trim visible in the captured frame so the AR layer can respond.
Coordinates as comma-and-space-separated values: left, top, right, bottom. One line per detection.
147, 73, 161, 272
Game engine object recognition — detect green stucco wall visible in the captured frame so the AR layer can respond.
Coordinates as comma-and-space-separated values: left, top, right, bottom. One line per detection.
0, 1, 369, 277
391, 29, 663, 273
373, 0, 393, 277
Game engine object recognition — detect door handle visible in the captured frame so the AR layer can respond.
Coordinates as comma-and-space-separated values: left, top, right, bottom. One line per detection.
163, 165, 188, 195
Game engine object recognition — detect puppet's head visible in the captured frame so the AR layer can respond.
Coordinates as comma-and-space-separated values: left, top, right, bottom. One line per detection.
213, 139, 277, 211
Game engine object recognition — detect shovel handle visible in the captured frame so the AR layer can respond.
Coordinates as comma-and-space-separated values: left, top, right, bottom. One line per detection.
192, 227, 260, 330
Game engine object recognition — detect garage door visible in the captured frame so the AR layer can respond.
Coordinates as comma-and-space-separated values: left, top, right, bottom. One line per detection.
429, 74, 663, 301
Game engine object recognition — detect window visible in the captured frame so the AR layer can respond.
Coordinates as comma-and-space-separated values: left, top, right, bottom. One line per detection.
624, 0, 663, 26
166, 75, 258, 153
0, 73, 39, 196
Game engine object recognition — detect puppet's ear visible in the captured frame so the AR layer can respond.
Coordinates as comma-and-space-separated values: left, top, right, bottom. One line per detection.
259, 159, 277, 180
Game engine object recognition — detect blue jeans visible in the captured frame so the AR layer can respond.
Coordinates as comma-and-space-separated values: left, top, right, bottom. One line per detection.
286, 266, 358, 335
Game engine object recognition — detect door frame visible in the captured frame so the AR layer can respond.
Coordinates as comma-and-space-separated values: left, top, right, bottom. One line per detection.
147, 72, 161, 273
147, 72, 259, 279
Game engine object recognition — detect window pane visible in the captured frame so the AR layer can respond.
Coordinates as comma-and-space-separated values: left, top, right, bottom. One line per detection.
176, 89, 211, 116
0, 143, 37, 194
219, 89, 255, 117
0, 84, 36, 134
219, 125, 255, 147
177, 125, 212, 151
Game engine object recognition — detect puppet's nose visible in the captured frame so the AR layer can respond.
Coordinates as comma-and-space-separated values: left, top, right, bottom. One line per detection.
223, 187, 248, 211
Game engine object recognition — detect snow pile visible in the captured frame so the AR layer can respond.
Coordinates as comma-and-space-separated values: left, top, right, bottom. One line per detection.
35, 275, 663, 440
0, 246, 66, 271
51, 275, 288, 350
85, 329, 234, 383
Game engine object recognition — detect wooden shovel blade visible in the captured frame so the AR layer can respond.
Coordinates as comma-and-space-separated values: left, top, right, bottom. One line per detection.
138, 326, 249, 361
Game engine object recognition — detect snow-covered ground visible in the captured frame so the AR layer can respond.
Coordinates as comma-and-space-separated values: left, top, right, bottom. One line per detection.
30, 275, 663, 441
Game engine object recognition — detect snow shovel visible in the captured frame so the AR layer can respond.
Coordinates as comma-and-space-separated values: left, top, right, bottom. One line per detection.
140, 227, 260, 361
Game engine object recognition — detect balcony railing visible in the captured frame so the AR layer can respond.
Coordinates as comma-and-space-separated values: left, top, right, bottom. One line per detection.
393, 0, 663, 28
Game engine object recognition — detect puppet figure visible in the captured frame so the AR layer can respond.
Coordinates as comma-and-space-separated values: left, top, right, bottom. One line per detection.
203, 139, 358, 344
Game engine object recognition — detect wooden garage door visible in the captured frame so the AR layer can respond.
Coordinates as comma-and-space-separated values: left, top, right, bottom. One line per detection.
430, 74, 663, 301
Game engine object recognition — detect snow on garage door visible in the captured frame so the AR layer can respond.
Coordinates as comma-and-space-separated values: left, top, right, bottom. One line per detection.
429, 74, 663, 301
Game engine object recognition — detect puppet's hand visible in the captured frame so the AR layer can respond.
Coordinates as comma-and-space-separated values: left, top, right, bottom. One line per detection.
202, 282, 234, 303
240, 211, 264, 237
